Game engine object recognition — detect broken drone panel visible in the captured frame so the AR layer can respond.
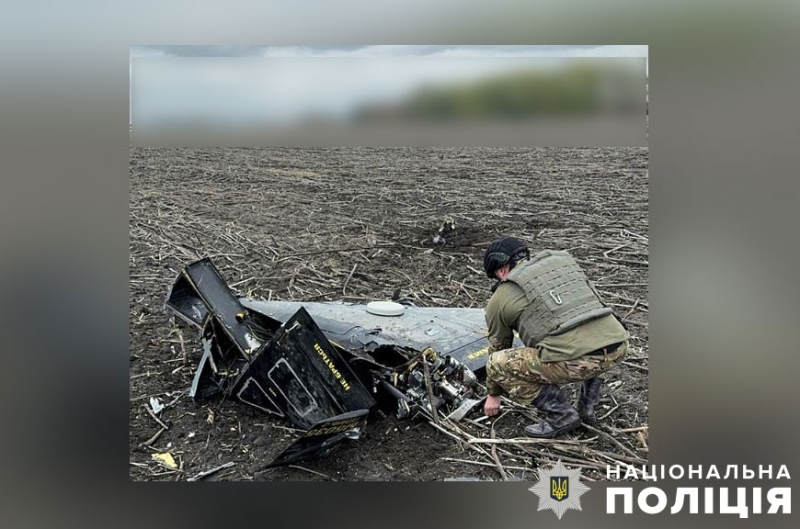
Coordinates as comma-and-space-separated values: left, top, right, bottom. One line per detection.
165, 259, 375, 454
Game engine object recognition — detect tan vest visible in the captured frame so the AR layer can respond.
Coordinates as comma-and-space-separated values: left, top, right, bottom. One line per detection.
505, 250, 612, 347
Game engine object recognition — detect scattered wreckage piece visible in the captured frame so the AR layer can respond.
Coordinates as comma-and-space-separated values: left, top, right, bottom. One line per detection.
164, 258, 516, 468
166, 258, 374, 467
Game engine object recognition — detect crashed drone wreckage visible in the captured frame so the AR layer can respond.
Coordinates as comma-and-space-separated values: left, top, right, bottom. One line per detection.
164, 258, 523, 468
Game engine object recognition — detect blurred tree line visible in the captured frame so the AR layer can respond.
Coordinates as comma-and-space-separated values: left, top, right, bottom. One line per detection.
356, 64, 644, 122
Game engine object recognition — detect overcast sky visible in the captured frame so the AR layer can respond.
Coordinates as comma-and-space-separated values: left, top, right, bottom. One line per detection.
130, 45, 648, 125
130, 45, 648, 58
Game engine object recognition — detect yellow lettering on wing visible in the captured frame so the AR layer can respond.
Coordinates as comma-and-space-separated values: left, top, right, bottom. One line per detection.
306, 418, 362, 436
314, 342, 351, 391
467, 346, 489, 361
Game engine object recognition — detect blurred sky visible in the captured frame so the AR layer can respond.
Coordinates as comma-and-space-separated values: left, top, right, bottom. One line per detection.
130, 45, 648, 126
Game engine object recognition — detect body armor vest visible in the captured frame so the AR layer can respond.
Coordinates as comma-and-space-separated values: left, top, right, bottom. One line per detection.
505, 250, 612, 347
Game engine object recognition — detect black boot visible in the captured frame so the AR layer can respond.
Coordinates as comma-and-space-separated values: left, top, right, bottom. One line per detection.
524, 385, 582, 438
578, 377, 603, 424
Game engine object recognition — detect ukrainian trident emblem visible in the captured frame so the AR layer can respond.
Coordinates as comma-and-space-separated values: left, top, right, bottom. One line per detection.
550, 476, 569, 501
529, 459, 589, 519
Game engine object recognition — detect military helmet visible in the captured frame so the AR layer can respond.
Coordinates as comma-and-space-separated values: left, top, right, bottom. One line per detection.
483, 237, 530, 278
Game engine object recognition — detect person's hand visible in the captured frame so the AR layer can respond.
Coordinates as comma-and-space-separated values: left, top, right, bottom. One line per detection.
484, 395, 502, 417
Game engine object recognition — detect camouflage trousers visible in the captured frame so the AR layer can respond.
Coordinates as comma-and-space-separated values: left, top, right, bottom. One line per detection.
485, 341, 627, 404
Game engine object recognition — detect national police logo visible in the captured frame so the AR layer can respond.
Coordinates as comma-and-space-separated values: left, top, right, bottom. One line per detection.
529, 459, 589, 519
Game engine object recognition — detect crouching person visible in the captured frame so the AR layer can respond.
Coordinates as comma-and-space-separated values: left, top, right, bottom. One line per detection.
481, 237, 629, 438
